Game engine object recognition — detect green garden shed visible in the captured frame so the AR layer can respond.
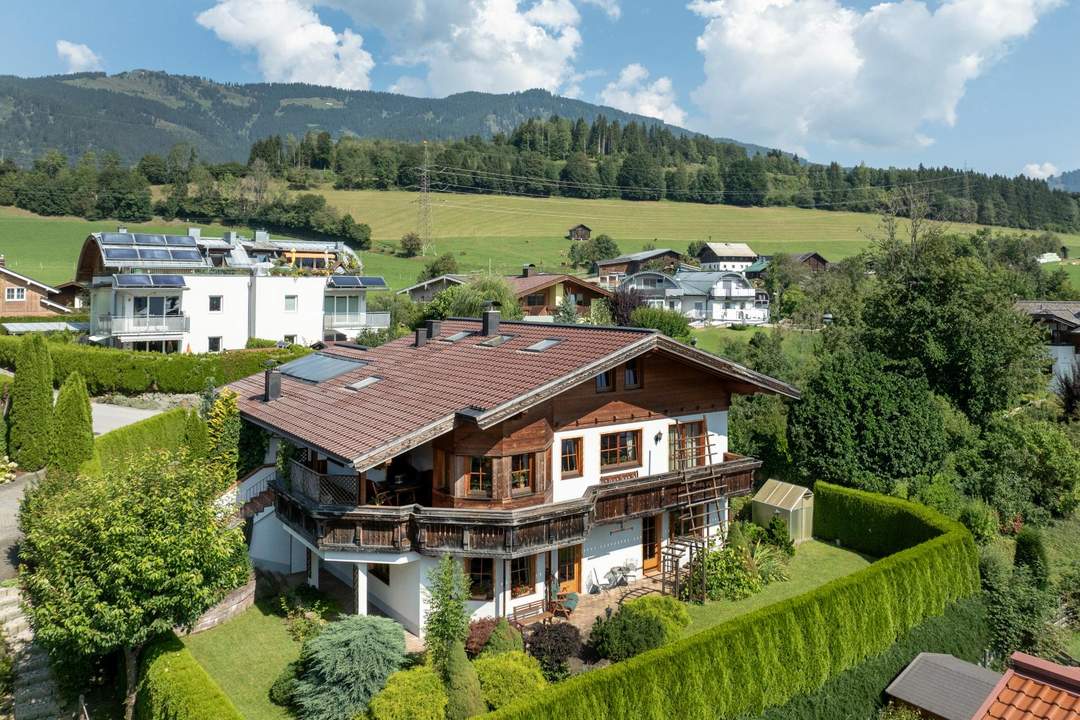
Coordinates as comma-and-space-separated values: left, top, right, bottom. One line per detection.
752, 480, 814, 544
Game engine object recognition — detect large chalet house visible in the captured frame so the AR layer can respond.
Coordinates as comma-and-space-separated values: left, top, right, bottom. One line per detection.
234, 312, 798, 636
1015, 300, 1080, 382
74, 229, 388, 353
595, 249, 687, 289
621, 270, 770, 326
0, 255, 72, 317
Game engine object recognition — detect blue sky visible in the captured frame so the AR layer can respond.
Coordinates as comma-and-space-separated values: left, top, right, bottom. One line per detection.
1, 0, 1076, 177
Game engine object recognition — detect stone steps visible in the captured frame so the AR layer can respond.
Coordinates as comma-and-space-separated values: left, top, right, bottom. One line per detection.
0, 589, 67, 720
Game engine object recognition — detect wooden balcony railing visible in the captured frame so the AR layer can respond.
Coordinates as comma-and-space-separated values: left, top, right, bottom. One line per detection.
273, 455, 760, 559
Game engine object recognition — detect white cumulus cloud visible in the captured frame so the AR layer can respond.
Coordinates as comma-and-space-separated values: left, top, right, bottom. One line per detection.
688, 0, 1062, 151
1022, 162, 1059, 180
56, 40, 103, 73
196, 0, 374, 90
581, 0, 621, 19
599, 63, 686, 126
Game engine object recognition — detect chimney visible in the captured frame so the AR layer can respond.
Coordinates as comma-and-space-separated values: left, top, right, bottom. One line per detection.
482, 309, 500, 336
188, 228, 202, 241
255, 230, 269, 243
415, 327, 428, 347
522, 264, 537, 278
425, 319, 442, 339
117, 225, 128, 234
0, 255, 5, 268
263, 366, 282, 402
226, 231, 240, 246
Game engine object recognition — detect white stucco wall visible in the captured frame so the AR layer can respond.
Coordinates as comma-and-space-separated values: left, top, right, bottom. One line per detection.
1049, 344, 1079, 384
183, 275, 252, 352
249, 275, 327, 345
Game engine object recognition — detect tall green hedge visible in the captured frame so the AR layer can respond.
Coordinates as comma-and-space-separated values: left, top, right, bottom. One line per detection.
80, 407, 194, 477
134, 633, 243, 720
0, 336, 310, 395
483, 483, 979, 720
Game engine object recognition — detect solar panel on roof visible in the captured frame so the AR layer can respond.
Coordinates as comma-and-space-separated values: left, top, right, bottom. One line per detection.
113, 274, 153, 288
137, 248, 172, 261
100, 232, 134, 245
104, 247, 139, 261
164, 235, 197, 247
359, 276, 387, 288
169, 249, 204, 262
150, 275, 186, 288
523, 338, 561, 352
278, 353, 368, 383
329, 276, 361, 287
132, 233, 166, 246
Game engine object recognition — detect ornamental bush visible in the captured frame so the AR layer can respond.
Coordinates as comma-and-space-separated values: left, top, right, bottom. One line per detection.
682, 546, 763, 602
526, 623, 581, 681
590, 606, 667, 662
622, 595, 690, 644
474, 651, 547, 710
368, 666, 447, 720
8, 333, 53, 470
269, 660, 300, 708
49, 371, 93, 474
445, 641, 484, 720
292, 615, 405, 720
481, 619, 524, 657
466, 617, 499, 657
1013, 527, 1050, 590
957, 499, 998, 546
628, 306, 691, 341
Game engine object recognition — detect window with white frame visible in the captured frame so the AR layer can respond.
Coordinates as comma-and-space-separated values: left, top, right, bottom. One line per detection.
5, 287, 25, 301
284, 295, 298, 312
207, 336, 222, 353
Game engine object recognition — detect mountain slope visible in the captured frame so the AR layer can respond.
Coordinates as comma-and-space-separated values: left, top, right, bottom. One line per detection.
1049, 169, 1080, 193
0, 70, 771, 166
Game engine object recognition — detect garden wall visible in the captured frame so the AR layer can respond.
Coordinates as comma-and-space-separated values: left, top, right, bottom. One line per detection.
484, 482, 980, 720
0, 336, 309, 394
134, 632, 243, 720
180, 575, 257, 636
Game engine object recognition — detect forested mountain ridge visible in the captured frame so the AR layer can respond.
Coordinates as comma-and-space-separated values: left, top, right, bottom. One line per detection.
1049, 169, 1080, 193
0, 70, 769, 166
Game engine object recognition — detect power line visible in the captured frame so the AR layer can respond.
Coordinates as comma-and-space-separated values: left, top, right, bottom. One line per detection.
418, 141, 432, 255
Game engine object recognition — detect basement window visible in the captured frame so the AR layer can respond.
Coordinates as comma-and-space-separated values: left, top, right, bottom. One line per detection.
478, 334, 514, 347
523, 338, 561, 352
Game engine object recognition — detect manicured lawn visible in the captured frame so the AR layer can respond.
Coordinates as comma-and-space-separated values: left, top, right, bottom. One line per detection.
182, 600, 300, 720
684, 540, 874, 634
691, 325, 819, 368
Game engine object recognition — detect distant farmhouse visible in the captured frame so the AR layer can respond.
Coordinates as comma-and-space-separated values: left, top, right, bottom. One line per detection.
1015, 300, 1080, 383
395, 274, 470, 303
596, 249, 686, 289
0, 255, 72, 317
745, 252, 830, 279
696, 242, 758, 272
621, 270, 769, 326
567, 224, 592, 242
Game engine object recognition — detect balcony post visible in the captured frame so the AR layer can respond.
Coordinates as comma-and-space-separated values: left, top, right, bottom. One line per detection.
353, 564, 368, 615
307, 551, 320, 589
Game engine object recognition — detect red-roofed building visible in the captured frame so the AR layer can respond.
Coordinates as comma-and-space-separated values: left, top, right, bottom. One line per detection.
505, 265, 611, 319
973, 652, 1080, 720
232, 311, 798, 636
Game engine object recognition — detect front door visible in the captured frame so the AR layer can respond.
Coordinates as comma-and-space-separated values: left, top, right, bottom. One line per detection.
558, 545, 582, 594
642, 514, 662, 572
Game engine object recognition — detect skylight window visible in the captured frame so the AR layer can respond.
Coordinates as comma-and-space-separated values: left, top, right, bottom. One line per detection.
441, 331, 474, 343
523, 338, 561, 352
347, 376, 382, 391
478, 334, 515, 348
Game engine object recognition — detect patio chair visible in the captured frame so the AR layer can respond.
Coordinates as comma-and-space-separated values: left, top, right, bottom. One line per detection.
588, 567, 616, 595
546, 582, 579, 618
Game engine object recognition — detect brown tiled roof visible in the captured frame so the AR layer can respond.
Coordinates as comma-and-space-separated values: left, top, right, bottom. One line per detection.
504, 273, 611, 298
974, 653, 1080, 720
229, 318, 799, 469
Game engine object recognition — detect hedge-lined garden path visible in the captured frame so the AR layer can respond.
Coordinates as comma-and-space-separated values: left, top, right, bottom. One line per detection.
0, 586, 66, 720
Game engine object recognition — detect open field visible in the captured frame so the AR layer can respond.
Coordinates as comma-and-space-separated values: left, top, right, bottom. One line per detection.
4, 189, 1080, 289
683, 540, 873, 633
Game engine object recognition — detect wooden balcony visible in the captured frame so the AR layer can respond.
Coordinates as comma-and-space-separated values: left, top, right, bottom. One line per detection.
273, 454, 760, 559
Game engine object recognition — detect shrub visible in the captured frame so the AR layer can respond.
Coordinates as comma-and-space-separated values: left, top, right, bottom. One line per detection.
474, 651, 547, 710
622, 595, 689, 644
183, 410, 210, 459
9, 333, 53, 469
280, 586, 335, 644
292, 615, 405, 720
481, 619, 524, 657
134, 633, 242, 720
1013, 527, 1050, 590
526, 623, 581, 681
445, 641, 484, 720
628, 306, 690, 341
1059, 561, 1080, 626
245, 337, 280, 349
765, 516, 796, 556
683, 546, 763, 602
467, 618, 499, 657
269, 660, 300, 707
368, 666, 447, 720
742, 542, 791, 585
590, 607, 667, 662
49, 371, 93, 474
957, 499, 998, 545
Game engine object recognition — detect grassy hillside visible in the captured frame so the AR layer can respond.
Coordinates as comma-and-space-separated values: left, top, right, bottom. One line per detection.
3, 189, 1079, 289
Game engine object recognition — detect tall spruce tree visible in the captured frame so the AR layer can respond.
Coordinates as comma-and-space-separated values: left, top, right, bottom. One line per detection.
9, 334, 54, 470
49, 371, 94, 475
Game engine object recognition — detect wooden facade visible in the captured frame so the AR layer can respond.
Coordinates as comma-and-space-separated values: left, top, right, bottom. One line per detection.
567, 224, 591, 241
0, 263, 66, 317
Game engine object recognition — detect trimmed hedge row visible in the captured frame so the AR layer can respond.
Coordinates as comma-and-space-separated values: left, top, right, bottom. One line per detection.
0, 336, 309, 395
80, 407, 192, 477
134, 633, 243, 720
752, 596, 988, 720
484, 482, 980, 720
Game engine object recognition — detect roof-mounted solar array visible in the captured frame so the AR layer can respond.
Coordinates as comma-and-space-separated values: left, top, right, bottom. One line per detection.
138, 248, 171, 261
164, 235, 197, 247
169, 249, 204, 261
99, 232, 134, 245
327, 275, 389, 289
132, 233, 167, 246
278, 353, 368, 383
358, 276, 388, 288
113, 274, 153, 288
149, 275, 186, 288
523, 338, 562, 352
478, 334, 515, 348
104, 247, 139, 261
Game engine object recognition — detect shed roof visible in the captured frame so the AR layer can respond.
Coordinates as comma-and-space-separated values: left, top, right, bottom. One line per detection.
752, 479, 812, 510
886, 653, 1001, 720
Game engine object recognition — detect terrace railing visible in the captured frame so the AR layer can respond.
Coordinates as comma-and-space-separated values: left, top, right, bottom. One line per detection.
322, 311, 391, 331
94, 313, 190, 335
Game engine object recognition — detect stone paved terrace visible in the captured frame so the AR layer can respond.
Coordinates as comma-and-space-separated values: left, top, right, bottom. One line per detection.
563, 573, 664, 639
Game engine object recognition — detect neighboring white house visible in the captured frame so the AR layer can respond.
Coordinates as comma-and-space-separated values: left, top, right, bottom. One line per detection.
1015, 300, 1080, 384
1037, 252, 1062, 265
696, 243, 758, 272
75, 229, 388, 353
621, 270, 770, 326
233, 314, 798, 636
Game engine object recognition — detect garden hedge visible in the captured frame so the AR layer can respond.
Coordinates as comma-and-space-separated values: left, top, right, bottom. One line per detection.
0, 336, 310, 395
80, 407, 193, 477
134, 633, 243, 720
483, 482, 979, 720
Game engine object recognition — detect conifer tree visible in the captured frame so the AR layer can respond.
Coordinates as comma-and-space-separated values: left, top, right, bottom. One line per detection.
207, 389, 240, 488
49, 371, 93, 474
9, 334, 54, 470
182, 409, 210, 459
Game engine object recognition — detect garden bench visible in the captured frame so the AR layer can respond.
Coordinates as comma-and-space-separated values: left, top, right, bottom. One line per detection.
510, 600, 553, 629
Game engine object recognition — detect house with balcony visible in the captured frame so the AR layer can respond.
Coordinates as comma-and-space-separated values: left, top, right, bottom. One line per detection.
1015, 300, 1080, 383
505, 266, 611, 320
621, 270, 770, 326
595, 249, 687, 289
231, 311, 798, 636
695, 242, 758, 272
75, 229, 388, 353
